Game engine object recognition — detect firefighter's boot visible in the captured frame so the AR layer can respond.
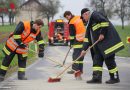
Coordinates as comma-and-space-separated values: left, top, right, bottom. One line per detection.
105, 72, 120, 84
86, 71, 102, 84
0, 69, 7, 82
67, 70, 75, 74
0, 75, 4, 82
18, 72, 27, 80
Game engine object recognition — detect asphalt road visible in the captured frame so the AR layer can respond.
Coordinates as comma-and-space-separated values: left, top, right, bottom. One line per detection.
0, 46, 130, 90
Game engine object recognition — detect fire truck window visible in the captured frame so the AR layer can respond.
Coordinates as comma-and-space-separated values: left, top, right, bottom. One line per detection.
54, 23, 64, 35
55, 23, 64, 29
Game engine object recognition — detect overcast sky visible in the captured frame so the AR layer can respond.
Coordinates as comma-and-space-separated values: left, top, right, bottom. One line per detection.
54, 0, 90, 19
54, 0, 129, 25
1, 0, 128, 25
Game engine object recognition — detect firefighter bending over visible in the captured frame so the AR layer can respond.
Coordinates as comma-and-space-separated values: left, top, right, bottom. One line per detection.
0, 19, 45, 82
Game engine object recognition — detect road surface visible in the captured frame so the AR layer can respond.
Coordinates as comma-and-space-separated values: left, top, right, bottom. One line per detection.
0, 46, 130, 90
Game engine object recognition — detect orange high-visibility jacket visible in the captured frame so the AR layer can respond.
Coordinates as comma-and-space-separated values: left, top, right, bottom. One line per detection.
6, 21, 40, 54
69, 16, 86, 41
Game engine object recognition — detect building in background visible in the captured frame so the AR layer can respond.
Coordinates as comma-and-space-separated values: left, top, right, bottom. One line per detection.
15, 0, 47, 24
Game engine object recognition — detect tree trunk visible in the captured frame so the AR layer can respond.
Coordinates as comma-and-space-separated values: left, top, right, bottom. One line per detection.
0, 16, 4, 26
9, 17, 11, 25
47, 15, 50, 27
52, 15, 54, 20
9, 11, 12, 25
12, 15, 15, 24
121, 18, 124, 30
1, 16, 4, 26
100, 0, 107, 18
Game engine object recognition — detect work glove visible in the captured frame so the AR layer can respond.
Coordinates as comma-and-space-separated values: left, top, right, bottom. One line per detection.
19, 44, 26, 48
38, 51, 44, 58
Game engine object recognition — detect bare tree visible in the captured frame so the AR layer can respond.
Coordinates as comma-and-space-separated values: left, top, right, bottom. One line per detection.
49, 0, 61, 19
38, 0, 61, 25
88, 0, 129, 29
0, 0, 22, 25
0, 0, 8, 25
114, 0, 129, 29
90, 0, 108, 17
89, 0, 117, 18
128, 0, 130, 19
6, 0, 18, 25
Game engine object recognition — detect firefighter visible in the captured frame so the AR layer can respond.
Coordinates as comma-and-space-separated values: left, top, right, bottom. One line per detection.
0, 19, 45, 82
63, 11, 86, 76
56, 26, 63, 42
80, 8, 124, 84
57, 33, 63, 41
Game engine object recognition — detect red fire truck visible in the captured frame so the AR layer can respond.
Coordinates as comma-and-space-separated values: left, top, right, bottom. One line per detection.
48, 19, 69, 45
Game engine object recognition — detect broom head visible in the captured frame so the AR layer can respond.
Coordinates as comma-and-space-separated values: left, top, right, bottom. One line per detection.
48, 77, 61, 83
74, 70, 83, 80
74, 70, 82, 77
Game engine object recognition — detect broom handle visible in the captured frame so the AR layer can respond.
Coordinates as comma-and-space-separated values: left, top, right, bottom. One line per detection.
29, 48, 64, 67
56, 55, 82, 78
45, 57, 65, 67
88, 39, 100, 49
56, 39, 100, 78
62, 47, 71, 65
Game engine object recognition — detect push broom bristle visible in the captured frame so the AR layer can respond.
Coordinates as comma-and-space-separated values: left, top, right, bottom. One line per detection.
74, 70, 82, 77
48, 77, 61, 83
74, 70, 82, 80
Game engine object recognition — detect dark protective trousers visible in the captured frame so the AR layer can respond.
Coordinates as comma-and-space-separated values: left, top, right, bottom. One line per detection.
72, 48, 84, 72
92, 46, 117, 73
0, 47, 27, 76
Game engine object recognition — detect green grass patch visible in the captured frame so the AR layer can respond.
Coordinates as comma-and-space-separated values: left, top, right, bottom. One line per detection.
0, 25, 16, 32
115, 25, 130, 57
41, 25, 48, 42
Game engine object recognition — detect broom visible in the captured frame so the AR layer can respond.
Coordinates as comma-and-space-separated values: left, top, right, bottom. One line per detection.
45, 57, 66, 68
45, 47, 71, 68
54, 47, 71, 67
62, 47, 72, 66
29, 48, 65, 67
48, 39, 100, 83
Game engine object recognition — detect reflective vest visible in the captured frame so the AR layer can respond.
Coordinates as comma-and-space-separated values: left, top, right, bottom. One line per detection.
69, 16, 86, 41
6, 21, 40, 54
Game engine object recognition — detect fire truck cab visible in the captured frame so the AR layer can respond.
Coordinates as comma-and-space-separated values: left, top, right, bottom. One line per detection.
48, 19, 69, 45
